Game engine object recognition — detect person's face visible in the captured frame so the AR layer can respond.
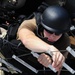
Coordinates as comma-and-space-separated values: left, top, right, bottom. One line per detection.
44, 29, 62, 42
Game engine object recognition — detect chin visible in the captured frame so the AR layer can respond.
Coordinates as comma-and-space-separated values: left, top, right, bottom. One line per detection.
48, 39, 55, 42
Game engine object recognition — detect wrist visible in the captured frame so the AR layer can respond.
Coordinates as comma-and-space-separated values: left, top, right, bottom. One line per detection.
46, 45, 59, 56
46, 49, 53, 56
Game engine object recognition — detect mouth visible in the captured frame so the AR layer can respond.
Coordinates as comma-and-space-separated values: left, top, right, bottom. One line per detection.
48, 38, 54, 42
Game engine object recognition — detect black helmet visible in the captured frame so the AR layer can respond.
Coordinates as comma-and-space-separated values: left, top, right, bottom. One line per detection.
40, 5, 71, 34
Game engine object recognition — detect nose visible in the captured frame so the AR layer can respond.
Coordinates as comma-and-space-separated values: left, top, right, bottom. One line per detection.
49, 33, 55, 39
51, 33, 56, 36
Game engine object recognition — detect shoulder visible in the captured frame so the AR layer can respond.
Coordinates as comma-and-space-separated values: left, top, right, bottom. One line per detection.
17, 18, 37, 39
18, 18, 37, 31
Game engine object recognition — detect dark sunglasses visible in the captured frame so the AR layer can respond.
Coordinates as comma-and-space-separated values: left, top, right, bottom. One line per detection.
47, 30, 61, 36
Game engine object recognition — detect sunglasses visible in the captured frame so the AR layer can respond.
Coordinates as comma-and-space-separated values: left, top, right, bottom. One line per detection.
47, 30, 61, 36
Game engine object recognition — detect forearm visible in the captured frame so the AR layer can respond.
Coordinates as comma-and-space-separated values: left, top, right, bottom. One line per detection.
18, 28, 51, 52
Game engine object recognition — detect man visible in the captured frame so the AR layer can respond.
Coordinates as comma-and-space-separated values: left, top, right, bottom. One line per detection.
17, 5, 71, 74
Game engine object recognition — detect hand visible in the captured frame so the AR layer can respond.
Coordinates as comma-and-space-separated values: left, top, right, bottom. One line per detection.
51, 50, 65, 71
47, 45, 65, 71
38, 53, 52, 67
